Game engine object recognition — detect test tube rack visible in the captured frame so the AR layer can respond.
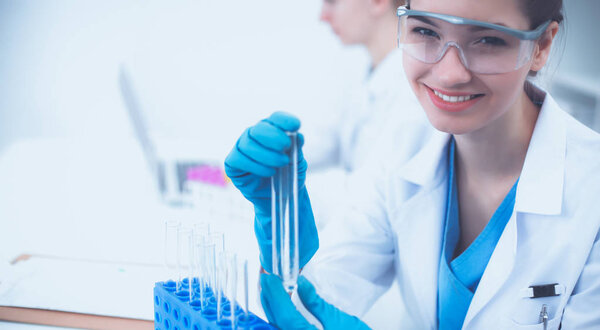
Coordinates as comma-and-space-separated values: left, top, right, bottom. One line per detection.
154, 281, 274, 330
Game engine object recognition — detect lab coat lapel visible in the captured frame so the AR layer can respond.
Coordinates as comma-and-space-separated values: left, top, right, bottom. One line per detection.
462, 92, 567, 328
394, 130, 451, 328
462, 211, 517, 327
514, 93, 566, 216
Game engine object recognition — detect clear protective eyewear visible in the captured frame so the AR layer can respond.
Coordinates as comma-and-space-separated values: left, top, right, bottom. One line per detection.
396, 6, 551, 74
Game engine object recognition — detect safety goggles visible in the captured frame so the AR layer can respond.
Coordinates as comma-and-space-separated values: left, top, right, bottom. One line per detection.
396, 6, 551, 74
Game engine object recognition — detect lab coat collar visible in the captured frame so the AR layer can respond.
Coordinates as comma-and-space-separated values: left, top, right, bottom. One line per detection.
463, 210, 517, 328
398, 129, 452, 188
514, 91, 566, 215
398, 87, 566, 215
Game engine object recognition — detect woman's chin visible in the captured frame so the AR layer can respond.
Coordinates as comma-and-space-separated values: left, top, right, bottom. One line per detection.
425, 116, 474, 136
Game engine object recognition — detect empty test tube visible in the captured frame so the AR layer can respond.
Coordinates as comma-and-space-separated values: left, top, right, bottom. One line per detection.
192, 237, 204, 301
191, 222, 210, 298
271, 131, 300, 293
208, 232, 225, 295
216, 250, 229, 322
223, 252, 238, 329
164, 220, 181, 289
244, 260, 249, 321
177, 226, 194, 297
208, 233, 226, 321
201, 241, 216, 310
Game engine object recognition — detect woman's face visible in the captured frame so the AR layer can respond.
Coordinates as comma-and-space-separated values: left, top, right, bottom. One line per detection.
320, 0, 374, 45
403, 0, 536, 135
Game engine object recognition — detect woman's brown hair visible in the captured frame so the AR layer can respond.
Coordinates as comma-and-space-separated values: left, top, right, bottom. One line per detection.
521, 0, 564, 28
405, 0, 564, 28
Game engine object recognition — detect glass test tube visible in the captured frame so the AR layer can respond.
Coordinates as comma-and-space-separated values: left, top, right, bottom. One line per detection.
271, 131, 300, 293
209, 233, 226, 321
177, 226, 194, 298
192, 237, 204, 301
192, 222, 210, 299
209, 232, 225, 294
201, 241, 216, 310
216, 253, 224, 322
164, 220, 181, 288
243, 260, 249, 321
223, 252, 238, 329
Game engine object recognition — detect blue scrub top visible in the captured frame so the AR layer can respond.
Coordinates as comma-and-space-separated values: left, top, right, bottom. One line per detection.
438, 138, 519, 329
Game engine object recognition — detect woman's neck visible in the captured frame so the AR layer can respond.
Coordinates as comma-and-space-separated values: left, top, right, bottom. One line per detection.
452, 88, 541, 255
454, 89, 540, 185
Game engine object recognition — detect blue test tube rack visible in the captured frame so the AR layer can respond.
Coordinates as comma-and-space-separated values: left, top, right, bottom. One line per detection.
154, 280, 275, 330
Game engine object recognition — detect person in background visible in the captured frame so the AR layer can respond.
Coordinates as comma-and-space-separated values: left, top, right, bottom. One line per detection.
306, 0, 425, 238
304, 0, 422, 173
226, 0, 600, 328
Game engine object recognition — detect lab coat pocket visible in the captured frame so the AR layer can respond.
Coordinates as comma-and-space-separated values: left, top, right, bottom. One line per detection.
507, 296, 563, 328
503, 316, 561, 330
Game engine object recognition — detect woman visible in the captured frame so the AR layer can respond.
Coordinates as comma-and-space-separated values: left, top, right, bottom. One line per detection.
224, 0, 600, 328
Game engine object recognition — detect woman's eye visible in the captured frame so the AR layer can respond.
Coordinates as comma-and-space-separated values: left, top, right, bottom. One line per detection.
411, 27, 439, 39
476, 36, 507, 46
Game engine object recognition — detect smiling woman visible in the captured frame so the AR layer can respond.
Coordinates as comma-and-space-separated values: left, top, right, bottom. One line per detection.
223, 0, 600, 328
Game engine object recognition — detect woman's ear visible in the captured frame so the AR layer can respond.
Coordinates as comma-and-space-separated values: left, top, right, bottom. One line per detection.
530, 21, 560, 72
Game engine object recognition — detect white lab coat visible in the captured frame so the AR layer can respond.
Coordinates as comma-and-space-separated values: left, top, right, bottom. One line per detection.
303, 88, 600, 329
303, 48, 423, 173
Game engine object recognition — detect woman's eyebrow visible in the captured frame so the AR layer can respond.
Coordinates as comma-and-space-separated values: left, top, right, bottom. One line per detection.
468, 26, 494, 32
407, 16, 439, 28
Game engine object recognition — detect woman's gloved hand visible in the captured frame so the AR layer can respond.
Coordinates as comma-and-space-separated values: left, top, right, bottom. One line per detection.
224, 111, 318, 273
260, 274, 371, 330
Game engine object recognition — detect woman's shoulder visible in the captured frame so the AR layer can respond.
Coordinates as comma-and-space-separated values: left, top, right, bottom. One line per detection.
544, 93, 600, 206
557, 100, 600, 173
539, 91, 600, 164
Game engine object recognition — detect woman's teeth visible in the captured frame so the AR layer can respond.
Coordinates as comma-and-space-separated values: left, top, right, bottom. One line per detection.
433, 90, 479, 103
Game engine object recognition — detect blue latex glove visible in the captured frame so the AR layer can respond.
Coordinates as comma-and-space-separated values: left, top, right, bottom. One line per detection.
260, 273, 371, 330
224, 112, 319, 273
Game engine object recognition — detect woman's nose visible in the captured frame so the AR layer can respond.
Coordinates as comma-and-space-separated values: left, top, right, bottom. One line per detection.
431, 45, 472, 86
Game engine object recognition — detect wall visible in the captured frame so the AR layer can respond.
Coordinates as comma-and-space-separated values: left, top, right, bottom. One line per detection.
0, 0, 367, 154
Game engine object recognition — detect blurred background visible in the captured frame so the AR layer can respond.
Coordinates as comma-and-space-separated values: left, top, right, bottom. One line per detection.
0, 0, 598, 328
1, 0, 599, 153
0, 0, 368, 153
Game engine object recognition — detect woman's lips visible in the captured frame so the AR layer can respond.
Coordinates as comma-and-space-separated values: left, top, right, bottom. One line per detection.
426, 86, 484, 112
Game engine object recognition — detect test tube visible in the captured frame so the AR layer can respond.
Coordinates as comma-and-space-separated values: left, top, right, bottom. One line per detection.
192, 221, 210, 298
164, 220, 180, 291
216, 252, 225, 322
243, 260, 249, 321
223, 252, 238, 329
177, 226, 194, 298
209, 233, 226, 321
192, 237, 204, 301
236, 258, 257, 327
271, 131, 299, 293
201, 241, 216, 310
